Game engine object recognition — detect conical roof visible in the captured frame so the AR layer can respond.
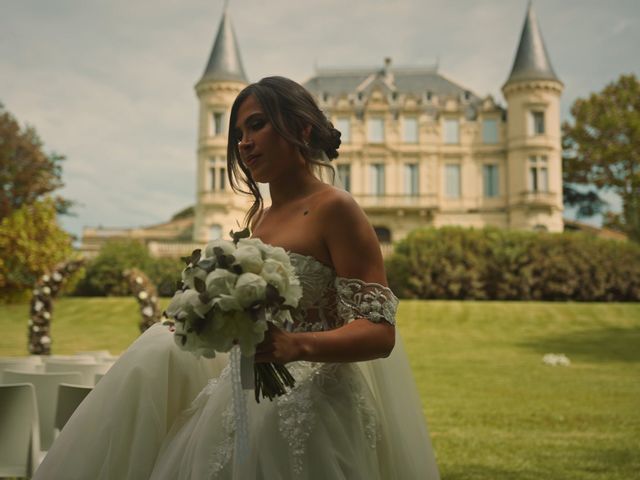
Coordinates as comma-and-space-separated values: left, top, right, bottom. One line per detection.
505, 3, 560, 85
200, 10, 248, 83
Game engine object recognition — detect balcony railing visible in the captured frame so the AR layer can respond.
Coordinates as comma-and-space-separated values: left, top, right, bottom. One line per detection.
354, 194, 438, 209
518, 190, 557, 205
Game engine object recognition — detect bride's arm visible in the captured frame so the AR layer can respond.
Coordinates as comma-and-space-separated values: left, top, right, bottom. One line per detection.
255, 190, 396, 364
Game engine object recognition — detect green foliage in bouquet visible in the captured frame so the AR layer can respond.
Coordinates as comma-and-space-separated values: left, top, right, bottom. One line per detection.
386, 226, 640, 301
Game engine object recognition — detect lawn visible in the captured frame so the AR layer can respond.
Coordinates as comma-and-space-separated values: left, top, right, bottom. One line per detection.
2, 298, 639, 479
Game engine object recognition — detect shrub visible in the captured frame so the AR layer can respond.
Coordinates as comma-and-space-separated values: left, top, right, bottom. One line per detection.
385, 226, 640, 301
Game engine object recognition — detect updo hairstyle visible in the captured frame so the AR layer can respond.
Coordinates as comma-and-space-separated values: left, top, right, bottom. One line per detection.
226, 76, 342, 229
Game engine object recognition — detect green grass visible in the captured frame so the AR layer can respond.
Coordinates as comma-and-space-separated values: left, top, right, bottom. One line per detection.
1, 298, 639, 479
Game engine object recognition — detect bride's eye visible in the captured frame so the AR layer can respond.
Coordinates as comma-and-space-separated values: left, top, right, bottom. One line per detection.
249, 119, 266, 131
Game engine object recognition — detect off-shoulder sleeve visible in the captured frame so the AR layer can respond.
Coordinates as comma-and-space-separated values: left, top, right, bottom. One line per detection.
334, 277, 399, 326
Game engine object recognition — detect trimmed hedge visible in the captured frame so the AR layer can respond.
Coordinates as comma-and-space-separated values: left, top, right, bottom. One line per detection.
73, 239, 182, 297
385, 226, 640, 301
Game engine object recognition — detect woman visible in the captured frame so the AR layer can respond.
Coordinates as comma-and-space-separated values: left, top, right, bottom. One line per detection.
35, 77, 439, 479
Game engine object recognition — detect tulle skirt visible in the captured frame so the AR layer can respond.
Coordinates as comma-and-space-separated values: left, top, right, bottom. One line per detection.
34, 323, 439, 479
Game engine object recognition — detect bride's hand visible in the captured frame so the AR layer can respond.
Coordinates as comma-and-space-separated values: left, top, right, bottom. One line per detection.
254, 322, 303, 364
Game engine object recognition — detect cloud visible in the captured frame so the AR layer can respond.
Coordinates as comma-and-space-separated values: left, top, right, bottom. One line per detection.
2, 0, 638, 239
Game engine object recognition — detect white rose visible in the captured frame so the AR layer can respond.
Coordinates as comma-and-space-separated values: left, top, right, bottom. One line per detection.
166, 289, 210, 320
181, 265, 207, 290
233, 245, 264, 274
233, 272, 267, 307
263, 244, 290, 265
205, 269, 238, 296
259, 259, 303, 308
204, 239, 236, 258
138, 291, 149, 300
213, 294, 242, 312
237, 238, 267, 255
259, 258, 289, 292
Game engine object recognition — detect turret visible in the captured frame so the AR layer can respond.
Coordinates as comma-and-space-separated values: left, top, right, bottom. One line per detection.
502, 2, 564, 232
193, 8, 250, 242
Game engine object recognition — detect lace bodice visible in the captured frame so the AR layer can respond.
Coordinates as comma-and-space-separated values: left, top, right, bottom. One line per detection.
287, 251, 399, 332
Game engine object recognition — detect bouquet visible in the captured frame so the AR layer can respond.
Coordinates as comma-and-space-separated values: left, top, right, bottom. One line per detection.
162, 228, 303, 402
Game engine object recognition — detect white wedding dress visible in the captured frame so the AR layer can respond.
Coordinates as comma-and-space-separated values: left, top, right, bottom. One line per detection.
34, 252, 440, 479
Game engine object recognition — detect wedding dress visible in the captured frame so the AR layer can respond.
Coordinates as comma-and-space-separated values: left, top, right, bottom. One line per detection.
34, 251, 440, 480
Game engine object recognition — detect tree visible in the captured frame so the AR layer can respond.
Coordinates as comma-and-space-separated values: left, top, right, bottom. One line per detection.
0, 103, 73, 219
562, 74, 640, 242
0, 198, 73, 301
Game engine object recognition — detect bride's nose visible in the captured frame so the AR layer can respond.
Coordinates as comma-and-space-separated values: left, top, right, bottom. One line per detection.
238, 137, 254, 152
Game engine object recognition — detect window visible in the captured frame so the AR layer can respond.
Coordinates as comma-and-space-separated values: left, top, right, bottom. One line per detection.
367, 117, 385, 143
529, 111, 545, 136
370, 163, 385, 195
210, 167, 216, 191
444, 119, 459, 144
445, 164, 461, 198
528, 156, 549, 192
219, 167, 226, 191
336, 117, 351, 143
403, 117, 419, 143
482, 119, 498, 144
404, 163, 419, 196
211, 111, 225, 136
483, 164, 499, 197
209, 224, 222, 240
337, 164, 351, 192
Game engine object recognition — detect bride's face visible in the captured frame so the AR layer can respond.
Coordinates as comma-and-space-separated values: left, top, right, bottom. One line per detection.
234, 94, 304, 184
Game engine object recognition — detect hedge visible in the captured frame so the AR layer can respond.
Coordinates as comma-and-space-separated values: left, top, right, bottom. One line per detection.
385, 226, 640, 301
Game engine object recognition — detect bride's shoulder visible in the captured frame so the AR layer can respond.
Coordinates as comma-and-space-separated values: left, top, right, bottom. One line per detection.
316, 187, 386, 284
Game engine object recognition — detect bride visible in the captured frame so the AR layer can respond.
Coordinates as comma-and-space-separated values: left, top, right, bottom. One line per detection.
34, 76, 440, 479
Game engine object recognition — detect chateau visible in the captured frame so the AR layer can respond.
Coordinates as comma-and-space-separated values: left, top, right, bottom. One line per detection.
82, 3, 566, 257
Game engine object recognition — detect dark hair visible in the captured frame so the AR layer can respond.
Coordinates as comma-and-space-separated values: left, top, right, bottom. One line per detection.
226, 76, 342, 229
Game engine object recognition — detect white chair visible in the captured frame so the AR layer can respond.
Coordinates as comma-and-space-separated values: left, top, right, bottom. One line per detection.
0, 383, 41, 478
3, 370, 82, 451
74, 350, 112, 360
55, 383, 93, 434
0, 355, 43, 365
0, 360, 44, 382
94, 373, 105, 384
42, 355, 94, 364
44, 361, 110, 387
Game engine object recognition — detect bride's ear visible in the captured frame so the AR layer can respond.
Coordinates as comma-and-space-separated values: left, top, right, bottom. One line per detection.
301, 124, 312, 145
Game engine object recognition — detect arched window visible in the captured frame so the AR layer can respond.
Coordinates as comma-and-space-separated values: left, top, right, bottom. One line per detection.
533, 224, 548, 233
374, 226, 392, 243
209, 224, 223, 240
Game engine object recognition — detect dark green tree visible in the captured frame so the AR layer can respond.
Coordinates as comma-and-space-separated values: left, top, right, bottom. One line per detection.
562, 74, 640, 242
0, 103, 73, 219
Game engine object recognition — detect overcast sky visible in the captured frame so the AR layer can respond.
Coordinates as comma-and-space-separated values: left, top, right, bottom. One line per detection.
2, 0, 639, 240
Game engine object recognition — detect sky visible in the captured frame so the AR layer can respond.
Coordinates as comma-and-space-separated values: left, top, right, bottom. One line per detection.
1, 0, 639, 241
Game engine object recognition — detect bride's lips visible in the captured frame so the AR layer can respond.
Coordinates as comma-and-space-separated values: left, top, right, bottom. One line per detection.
244, 154, 261, 167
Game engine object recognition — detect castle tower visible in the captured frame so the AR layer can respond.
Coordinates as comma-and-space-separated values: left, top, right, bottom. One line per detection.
502, 2, 564, 232
193, 7, 250, 242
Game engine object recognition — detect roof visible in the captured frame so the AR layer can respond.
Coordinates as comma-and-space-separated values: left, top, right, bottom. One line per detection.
304, 61, 480, 101
200, 9, 248, 83
505, 2, 560, 85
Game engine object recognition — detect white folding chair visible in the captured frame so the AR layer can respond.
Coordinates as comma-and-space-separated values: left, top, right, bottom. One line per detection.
3, 370, 82, 452
74, 350, 112, 360
0, 383, 41, 478
54, 383, 93, 434
44, 361, 110, 387
42, 355, 94, 364
0, 360, 43, 383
